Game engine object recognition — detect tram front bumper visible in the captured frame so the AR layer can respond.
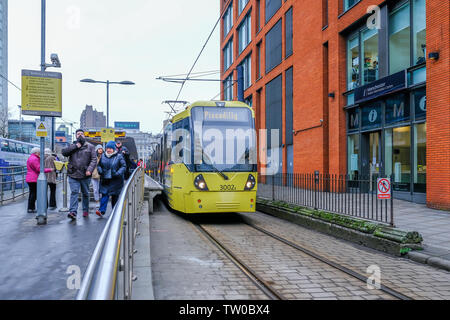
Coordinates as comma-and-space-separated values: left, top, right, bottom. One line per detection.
184, 191, 257, 213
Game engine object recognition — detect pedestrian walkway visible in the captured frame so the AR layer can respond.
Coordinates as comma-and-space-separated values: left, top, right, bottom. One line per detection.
0, 183, 112, 299
393, 199, 450, 260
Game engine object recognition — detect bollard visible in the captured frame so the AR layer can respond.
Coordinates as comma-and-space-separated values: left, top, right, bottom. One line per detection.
59, 167, 70, 212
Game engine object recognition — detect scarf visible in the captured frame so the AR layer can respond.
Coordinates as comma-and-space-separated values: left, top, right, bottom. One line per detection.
105, 151, 118, 158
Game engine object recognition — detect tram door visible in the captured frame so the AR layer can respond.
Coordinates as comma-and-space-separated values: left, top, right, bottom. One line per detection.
361, 131, 381, 192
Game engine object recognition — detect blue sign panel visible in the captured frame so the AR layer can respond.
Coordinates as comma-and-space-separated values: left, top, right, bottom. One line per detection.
114, 122, 140, 130
354, 70, 406, 103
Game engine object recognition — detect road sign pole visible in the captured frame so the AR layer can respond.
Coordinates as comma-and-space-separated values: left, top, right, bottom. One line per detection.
37, 0, 48, 225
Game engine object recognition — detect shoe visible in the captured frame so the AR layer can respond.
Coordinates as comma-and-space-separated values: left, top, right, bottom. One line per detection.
83, 211, 89, 217
48, 206, 57, 211
95, 210, 102, 217
27, 209, 35, 213
68, 212, 77, 220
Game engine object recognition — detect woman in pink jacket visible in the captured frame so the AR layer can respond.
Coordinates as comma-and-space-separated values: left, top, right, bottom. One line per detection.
26, 147, 54, 213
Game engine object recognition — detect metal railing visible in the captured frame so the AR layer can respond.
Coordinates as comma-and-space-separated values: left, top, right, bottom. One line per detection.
76, 167, 145, 300
257, 173, 394, 226
0, 166, 28, 205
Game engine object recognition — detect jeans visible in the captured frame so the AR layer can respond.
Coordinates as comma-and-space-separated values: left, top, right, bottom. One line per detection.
27, 182, 37, 211
91, 178, 100, 201
48, 183, 57, 208
99, 194, 119, 213
68, 177, 91, 213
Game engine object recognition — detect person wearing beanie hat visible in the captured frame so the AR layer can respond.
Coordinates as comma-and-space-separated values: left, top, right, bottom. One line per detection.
62, 128, 97, 220
91, 144, 104, 208
44, 148, 58, 210
96, 141, 126, 216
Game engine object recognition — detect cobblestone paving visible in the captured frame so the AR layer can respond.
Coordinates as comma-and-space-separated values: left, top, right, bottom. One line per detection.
149, 207, 268, 300
239, 212, 450, 300
201, 222, 393, 300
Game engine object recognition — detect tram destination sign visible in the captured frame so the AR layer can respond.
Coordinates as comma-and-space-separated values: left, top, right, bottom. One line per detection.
21, 69, 62, 117
354, 70, 406, 104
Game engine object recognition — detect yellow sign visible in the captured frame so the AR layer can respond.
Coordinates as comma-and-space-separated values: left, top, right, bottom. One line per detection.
101, 128, 115, 142
38, 123, 46, 130
36, 120, 48, 137
21, 70, 62, 117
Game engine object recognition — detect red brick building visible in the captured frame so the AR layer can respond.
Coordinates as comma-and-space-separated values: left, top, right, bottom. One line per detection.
220, 0, 449, 210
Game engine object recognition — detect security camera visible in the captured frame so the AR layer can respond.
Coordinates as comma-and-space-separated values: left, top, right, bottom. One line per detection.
50, 53, 61, 67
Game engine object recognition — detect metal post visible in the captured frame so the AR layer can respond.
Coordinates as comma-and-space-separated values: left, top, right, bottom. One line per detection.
37, 0, 48, 225
106, 80, 110, 128
59, 166, 69, 212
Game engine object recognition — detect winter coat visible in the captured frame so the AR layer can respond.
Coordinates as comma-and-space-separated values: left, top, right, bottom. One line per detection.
62, 141, 97, 180
44, 154, 57, 184
98, 152, 127, 196
92, 156, 101, 180
26, 153, 52, 183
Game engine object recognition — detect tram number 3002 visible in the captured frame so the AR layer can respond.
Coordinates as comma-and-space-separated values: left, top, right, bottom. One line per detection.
220, 184, 236, 191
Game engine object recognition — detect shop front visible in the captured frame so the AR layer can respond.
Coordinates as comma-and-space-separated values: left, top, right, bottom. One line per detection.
346, 71, 426, 203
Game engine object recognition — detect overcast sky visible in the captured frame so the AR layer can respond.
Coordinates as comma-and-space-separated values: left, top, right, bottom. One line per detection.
8, 0, 220, 134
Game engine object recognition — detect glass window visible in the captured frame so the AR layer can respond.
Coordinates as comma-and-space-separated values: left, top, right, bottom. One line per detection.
361, 102, 382, 130
385, 126, 411, 192
238, 13, 251, 54
362, 28, 379, 85
240, 54, 252, 89
223, 3, 233, 38
256, 0, 261, 32
413, 0, 426, 65
285, 8, 293, 58
238, 0, 250, 15
344, 0, 360, 11
414, 123, 426, 193
385, 93, 410, 124
265, 19, 282, 73
224, 74, 234, 101
8, 142, 16, 153
256, 42, 262, 79
348, 134, 360, 180
265, 0, 282, 24
347, 107, 360, 132
223, 39, 233, 71
285, 67, 293, 146
265, 74, 283, 149
389, 3, 411, 74
347, 35, 360, 90
244, 95, 253, 107
414, 87, 426, 119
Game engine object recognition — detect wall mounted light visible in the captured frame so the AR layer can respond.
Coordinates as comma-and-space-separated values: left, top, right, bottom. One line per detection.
328, 92, 335, 98
428, 52, 439, 61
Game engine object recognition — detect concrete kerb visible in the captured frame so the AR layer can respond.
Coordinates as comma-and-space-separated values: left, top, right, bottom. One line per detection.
407, 251, 450, 272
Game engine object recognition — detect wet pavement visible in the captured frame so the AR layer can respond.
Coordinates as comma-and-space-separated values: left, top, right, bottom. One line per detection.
0, 183, 111, 300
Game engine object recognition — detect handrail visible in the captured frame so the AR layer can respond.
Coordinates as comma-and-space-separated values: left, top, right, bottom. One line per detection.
76, 167, 145, 300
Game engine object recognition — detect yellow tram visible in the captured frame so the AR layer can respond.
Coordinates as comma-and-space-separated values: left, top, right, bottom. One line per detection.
159, 100, 257, 214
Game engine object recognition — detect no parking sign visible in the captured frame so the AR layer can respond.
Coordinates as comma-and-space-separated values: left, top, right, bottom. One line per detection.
377, 178, 391, 200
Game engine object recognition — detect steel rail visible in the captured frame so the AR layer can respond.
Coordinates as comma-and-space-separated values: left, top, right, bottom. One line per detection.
244, 220, 413, 300
194, 223, 286, 301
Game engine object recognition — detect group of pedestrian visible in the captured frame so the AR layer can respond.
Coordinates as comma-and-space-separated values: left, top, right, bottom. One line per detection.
26, 128, 136, 221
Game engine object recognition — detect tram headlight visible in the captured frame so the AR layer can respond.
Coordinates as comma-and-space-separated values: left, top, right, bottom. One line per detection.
244, 174, 256, 191
194, 174, 209, 191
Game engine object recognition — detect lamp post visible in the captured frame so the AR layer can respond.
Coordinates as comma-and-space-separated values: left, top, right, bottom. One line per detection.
80, 79, 135, 128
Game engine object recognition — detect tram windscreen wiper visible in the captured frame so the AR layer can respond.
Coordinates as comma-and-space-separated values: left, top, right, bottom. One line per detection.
202, 152, 229, 180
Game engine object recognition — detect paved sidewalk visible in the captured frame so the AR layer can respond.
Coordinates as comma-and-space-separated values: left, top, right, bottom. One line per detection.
0, 183, 111, 299
393, 199, 450, 260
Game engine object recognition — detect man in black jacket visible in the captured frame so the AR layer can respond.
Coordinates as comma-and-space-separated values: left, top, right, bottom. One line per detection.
62, 129, 97, 220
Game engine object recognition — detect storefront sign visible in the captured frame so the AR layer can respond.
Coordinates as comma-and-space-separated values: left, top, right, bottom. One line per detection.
355, 70, 406, 103
21, 70, 62, 117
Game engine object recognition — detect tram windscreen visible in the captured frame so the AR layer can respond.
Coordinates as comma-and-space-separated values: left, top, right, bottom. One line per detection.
191, 107, 257, 172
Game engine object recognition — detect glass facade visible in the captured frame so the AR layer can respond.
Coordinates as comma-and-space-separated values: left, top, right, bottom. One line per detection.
344, 0, 360, 11
346, 87, 426, 196
285, 7, 293, 58
265, 19, 282, 73
223, 3, 233, 38
223, 39, 233, 71
389, 3, 411, 74
223, 74, 233, 101
240, 54, 252, 90
238, 13, 251, 54
347, 35, 360, 90
265, 0, 282, 24
413, 0, 426, 65
238, 0, 250, 16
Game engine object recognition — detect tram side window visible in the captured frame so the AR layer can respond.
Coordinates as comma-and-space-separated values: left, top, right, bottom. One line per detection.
16, 143, 23, 154
1, 140, 9, 152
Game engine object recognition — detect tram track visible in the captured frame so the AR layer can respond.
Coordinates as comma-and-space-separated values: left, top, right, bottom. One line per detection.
192, 215, 413, 301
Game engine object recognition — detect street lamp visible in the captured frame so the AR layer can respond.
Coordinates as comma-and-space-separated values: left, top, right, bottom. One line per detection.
80, 79, 135, 128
